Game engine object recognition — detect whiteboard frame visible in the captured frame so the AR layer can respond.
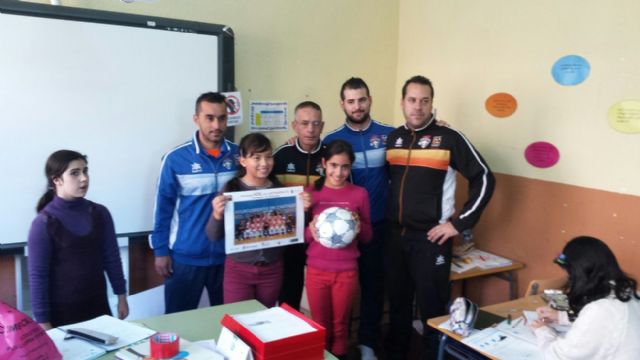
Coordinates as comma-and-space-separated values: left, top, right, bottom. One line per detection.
0, 0, 235, 249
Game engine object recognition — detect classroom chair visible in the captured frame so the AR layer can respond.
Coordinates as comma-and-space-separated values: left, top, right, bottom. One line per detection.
524, 276, 567, 296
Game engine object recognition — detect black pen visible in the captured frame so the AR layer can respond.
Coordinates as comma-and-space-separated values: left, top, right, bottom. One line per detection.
512, 317, 523, 328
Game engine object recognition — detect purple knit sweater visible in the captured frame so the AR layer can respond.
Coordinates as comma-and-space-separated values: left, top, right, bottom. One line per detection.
27, 196, 126, 323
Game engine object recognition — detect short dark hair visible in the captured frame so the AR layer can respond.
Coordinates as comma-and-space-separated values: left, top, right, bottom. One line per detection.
340, 77, 370, 100
195, 92, 227, 114
401, 75, 434, 99
559, 236, 640, 317
294, 100, 322, 113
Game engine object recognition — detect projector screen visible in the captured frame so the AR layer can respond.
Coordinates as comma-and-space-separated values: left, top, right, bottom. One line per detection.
0, 1, 234, 246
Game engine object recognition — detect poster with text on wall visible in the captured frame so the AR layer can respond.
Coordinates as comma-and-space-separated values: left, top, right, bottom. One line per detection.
608, 100, 640, 134
485, 92, 517, 118
552, 55, 590, 86
250, 101, 288, 131
223, 186, 304, 254
222, 91, 243, 126
524, 141, 560, 168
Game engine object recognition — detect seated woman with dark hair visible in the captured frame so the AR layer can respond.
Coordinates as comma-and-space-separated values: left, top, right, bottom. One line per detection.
531, 236, 640, 359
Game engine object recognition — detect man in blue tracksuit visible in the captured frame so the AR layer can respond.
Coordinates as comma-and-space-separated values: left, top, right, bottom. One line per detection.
150, 92, 239, 314
324, 78, 395, 360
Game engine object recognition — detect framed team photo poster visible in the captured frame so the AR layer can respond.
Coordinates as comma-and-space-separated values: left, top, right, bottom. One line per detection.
223, 186, 304, 254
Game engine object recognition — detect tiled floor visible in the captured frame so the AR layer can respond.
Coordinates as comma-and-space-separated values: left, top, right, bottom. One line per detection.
344, 322, 423, 360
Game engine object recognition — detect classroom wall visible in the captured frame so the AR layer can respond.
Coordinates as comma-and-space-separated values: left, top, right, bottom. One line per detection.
26, 0, 401, 144
456, 174, 640, 305
1, 0, 400, 308
8, 0, 638, 309
396, 0, 640, 304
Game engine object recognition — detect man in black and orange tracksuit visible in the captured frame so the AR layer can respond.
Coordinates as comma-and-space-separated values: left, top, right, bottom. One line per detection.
385, 76, 495, 360
272, 101, 325, 311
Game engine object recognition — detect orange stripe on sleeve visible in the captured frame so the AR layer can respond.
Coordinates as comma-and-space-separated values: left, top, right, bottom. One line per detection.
386, 149, 450, 170
276, 174, 321, 187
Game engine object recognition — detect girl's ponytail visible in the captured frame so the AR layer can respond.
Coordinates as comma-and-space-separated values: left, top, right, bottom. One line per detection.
313, 176, 325, 191
36, 188, 55, 213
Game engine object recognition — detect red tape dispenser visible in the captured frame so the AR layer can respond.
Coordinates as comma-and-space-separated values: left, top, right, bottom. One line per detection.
150, 332, 179, 359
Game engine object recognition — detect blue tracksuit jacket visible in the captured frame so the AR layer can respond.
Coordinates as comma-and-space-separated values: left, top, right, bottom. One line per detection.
150, 131, 239, 266
323, 120, 395, 224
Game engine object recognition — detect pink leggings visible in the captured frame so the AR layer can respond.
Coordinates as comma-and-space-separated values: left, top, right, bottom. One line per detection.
223, 258, 283, 307
305, 267, 358, 356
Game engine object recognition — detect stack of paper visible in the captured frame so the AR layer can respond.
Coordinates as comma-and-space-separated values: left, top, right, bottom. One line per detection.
441, 309, 572, 359
47, 315, 156, 360
461, 311, 572, 360
461, 320, 542, 360
472, 249, 512, 269
46, 329, 107, 360
232, 307, 316, 342
451, 249, 513, 273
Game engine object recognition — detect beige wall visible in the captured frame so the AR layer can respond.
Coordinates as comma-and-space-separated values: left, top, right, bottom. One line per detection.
458, 173, 640, 305
36, 0, 640, 194
27, 0, 400, 145
396, 0, 640, 304
396, 0, 640, 195
14, 0, 639, 309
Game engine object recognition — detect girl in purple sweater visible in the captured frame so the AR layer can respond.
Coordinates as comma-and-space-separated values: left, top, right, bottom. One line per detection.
305, 140, 372, 359
27, 150, 128, 329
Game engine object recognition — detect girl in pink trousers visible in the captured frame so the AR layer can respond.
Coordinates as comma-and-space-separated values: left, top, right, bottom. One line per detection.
305, 140, 372, 359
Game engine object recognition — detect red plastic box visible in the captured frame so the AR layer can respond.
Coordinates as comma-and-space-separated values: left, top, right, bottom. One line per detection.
220, 303, 326, 360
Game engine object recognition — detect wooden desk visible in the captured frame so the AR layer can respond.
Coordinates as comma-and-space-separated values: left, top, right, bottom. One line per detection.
98, 300, 338, 359
391, 260, 524, 327
451, 260, 525, 300
427, 295, 545, 360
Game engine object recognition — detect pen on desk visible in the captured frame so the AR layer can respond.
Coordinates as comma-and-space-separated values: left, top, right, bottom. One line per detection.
126, 347, 146, 359
512, 317, 523, 328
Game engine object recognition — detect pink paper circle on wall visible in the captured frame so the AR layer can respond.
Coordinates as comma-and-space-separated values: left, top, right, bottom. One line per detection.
524, 141, 560, 168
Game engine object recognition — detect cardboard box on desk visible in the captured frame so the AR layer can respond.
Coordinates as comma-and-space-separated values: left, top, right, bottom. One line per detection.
220, 303, 326, 360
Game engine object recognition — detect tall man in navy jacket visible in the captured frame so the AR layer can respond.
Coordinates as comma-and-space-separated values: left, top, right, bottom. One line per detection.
385, 76, 495, 359
150, 92, 239, 314
324, 78, 395, 360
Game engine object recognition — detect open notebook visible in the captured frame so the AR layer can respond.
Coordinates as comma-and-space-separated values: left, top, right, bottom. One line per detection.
46, 315, 155, 359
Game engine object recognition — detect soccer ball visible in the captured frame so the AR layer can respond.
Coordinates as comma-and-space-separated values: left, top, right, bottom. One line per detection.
315, 207, 358, 249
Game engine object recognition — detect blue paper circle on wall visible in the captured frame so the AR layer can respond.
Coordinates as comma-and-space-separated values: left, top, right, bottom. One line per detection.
551, 55, 590, 86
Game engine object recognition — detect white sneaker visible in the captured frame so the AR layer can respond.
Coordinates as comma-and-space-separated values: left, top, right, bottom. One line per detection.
412, 319, 424, 335
358, 344, 378, 360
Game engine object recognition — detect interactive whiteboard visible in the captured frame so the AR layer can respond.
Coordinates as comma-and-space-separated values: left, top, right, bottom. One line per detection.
0, 0, 234, 246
